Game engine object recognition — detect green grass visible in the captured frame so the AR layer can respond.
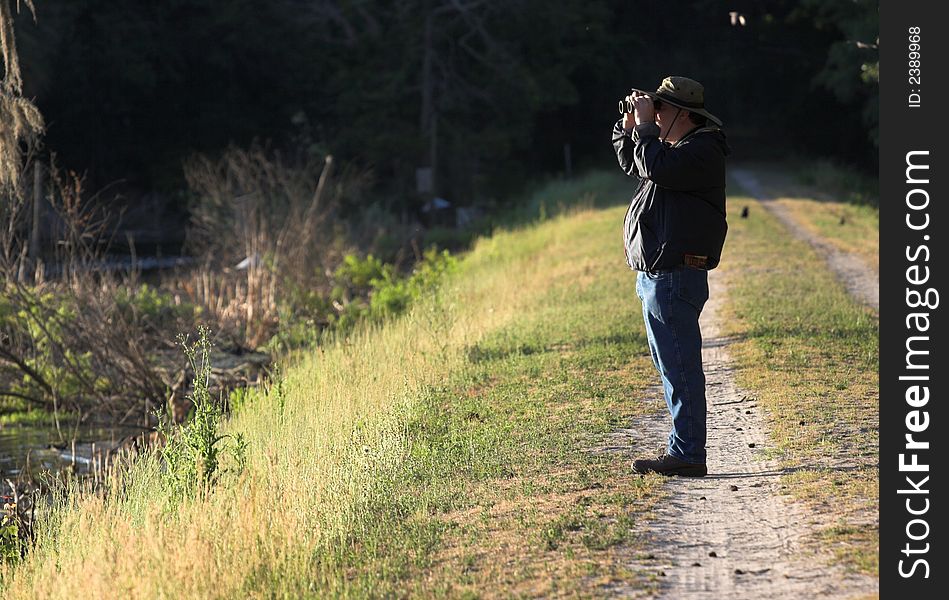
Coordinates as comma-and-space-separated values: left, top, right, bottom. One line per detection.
0, 171, 665, 598
795, 159, 878, 207
383, 206, 666, 595
2, 166, 880, 595
735, 160, 879, 270
772, 198, 879, 272
719, 179, 879, 576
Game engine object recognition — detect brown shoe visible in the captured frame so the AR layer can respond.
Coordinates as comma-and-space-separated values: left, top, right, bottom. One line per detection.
631, 453, 707, 477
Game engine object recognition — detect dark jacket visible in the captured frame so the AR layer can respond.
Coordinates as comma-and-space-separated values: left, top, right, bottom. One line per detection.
612, 119, 730, 272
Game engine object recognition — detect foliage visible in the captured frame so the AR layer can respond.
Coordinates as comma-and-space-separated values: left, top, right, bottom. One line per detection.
16, 0, 879, 205
331, 253, 389, 303
2, 267, 190, 421
797, 0, 879, 146
328, 247, 457, 333
114, 283, 199, 326
4, 286, 92, 401
157, 326, 247, 501
0, 509, 18, 563
0, 164, 182, 419
0, 0, 43, 192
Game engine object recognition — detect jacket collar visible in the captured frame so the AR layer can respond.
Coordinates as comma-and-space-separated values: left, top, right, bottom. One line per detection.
672, 125, 722, 148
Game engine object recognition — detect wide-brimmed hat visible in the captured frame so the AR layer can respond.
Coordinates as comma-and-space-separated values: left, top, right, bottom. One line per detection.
630, 76, 722, 127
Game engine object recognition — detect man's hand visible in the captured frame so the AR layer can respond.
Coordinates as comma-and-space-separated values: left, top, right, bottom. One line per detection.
631, 92, 655, 126
622, 92, 655, 130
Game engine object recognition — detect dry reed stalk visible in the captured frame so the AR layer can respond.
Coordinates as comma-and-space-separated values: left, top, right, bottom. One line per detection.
178, 147, 350, 349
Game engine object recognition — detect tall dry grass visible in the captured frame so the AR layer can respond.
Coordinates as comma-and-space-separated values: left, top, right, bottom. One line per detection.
175, 146, 363, 348
0, 178, 614, 597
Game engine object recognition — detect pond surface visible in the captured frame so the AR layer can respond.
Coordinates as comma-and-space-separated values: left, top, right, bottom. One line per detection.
0, 420, 144, 479
0, 347, 269, 481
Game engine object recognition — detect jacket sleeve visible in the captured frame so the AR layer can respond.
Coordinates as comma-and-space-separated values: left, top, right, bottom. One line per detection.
632, 123, 724, 191
611, 119, 641, 178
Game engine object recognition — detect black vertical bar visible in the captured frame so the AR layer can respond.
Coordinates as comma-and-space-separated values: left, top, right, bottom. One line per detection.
880, 1, 947, 596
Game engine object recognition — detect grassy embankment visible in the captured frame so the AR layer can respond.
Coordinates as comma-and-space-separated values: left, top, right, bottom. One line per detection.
721, 179, 879, 575
2, 172, 669, 597
3, 166, 880, 595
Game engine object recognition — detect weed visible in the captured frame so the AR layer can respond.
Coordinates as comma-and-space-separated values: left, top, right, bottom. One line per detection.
158, 326, 247, 500
329, 247, 457, 334
0, 509, 18, 563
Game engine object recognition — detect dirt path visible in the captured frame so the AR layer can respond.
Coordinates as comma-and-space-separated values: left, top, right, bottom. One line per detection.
730, 167, 879, 311
611, 270, 878, 599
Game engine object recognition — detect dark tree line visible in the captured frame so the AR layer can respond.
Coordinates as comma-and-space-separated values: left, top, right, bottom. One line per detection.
14, 0, 878, 220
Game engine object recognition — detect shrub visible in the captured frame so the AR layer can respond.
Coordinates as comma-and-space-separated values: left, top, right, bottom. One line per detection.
114, 284, 199, 335
0, 510, 18, 563
158, 326, 247, 500
325, 248, 457, 333
1, 168, 177, 422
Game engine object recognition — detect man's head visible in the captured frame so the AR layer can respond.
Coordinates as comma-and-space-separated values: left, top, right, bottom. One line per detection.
654, 102, 708, 142
630, 76, 721, 141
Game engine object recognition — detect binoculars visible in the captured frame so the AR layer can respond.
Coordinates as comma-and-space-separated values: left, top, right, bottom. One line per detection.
618, 96, 662, 115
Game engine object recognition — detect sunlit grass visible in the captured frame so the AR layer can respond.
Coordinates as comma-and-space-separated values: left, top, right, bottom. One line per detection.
4, 166, 880, 594
1, 171, 664, 597
772, 197, 878, 272
718, 186, 879, 576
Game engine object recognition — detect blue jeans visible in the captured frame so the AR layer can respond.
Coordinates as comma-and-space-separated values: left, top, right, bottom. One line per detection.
635, 267, 709, 464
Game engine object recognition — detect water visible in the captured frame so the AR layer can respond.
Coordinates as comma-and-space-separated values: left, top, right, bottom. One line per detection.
0, 420, 144, 479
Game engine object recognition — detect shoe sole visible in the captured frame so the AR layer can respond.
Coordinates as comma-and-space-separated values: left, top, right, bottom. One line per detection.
633, 469, 708, 477
671, 468, 707, 477
631, 463, 708, 477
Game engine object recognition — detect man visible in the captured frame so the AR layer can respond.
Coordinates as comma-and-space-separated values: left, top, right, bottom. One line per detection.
611, 76, 730, 477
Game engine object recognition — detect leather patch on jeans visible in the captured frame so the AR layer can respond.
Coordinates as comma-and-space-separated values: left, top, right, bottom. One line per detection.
683, 254, 709, 269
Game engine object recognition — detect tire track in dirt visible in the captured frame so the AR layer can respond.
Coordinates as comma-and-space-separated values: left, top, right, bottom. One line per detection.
730, 167, 879, 312
595, 271, 877, 599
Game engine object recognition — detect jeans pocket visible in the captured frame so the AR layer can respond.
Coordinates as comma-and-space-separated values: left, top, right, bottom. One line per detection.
674, 268, 709, 313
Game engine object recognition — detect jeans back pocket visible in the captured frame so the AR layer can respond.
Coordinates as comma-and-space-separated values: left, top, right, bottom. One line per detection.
674, 268, 709, 313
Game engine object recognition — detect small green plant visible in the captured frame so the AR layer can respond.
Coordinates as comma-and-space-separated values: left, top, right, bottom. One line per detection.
369, 248, 457, 320
326, 248, 457, 334
263, 248, 459, 351
332, 254, 389, 299
158, 326, 247, 500
1, 505, 18, 563
114, 283, 199, 333
267, 285, 334, 352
